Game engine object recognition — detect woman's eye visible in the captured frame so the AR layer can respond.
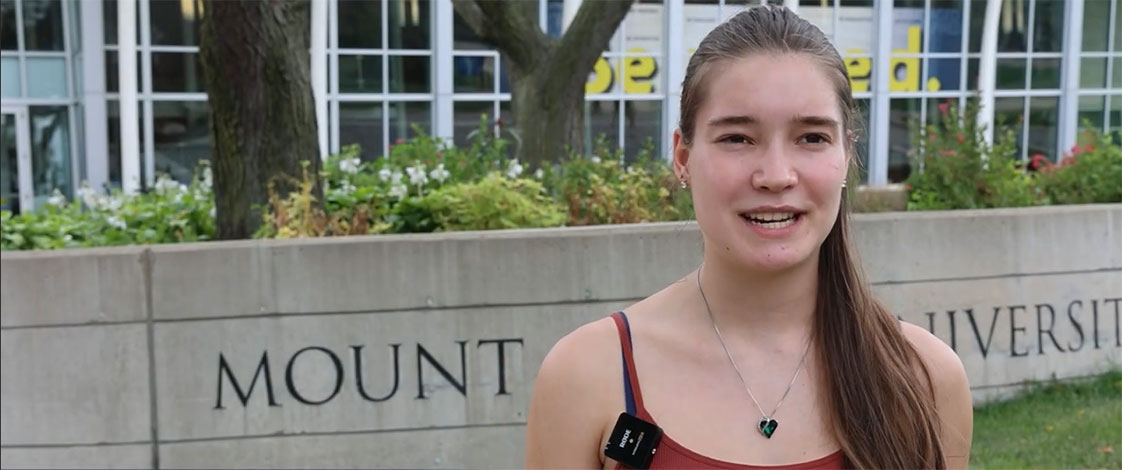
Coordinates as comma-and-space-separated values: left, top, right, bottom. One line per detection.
719, 135, 750, 144
799, 133, 829, 145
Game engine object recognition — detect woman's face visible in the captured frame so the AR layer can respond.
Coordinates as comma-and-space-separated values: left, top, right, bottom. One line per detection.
675, 53, 848, 273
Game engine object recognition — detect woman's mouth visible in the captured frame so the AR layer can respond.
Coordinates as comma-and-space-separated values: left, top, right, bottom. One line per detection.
739, 212, 802, 230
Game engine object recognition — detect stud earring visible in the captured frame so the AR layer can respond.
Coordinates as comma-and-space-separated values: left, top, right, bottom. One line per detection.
841, 178, 847, 188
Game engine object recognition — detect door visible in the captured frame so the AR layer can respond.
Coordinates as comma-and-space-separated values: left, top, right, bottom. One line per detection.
1, 106, 34, 213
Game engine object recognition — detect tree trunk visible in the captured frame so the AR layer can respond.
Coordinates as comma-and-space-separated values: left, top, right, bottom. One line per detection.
199, 0, 321, 239
451, 0, 633, 166
510, 66, 585, 164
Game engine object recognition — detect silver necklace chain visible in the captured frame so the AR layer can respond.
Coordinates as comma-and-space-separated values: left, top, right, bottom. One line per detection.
696, 267, 813, 423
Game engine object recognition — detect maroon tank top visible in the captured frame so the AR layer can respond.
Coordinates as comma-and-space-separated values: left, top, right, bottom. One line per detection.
609, 312, 845, 469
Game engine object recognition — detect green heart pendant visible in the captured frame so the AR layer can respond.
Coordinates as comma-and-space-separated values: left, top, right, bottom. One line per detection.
758, 418, 778, 439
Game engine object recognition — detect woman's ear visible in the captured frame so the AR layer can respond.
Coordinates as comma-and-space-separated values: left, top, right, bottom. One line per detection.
673, 129, 691, 183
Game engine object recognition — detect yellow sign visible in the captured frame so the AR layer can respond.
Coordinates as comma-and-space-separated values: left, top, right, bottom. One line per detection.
586, 27, 938, 95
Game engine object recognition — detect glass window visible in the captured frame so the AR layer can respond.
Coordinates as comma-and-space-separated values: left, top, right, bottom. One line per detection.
1, 0, 17, 50
1027, 97, 1057, 161
388, 0, 430, 50
29, 105, 72, 201
996, 58, 1026, 89
338, 0, 381, 49
586, 56, 620, 95
624, 100, 661, 162
1077, 95, 1105, 130
1110, 95, 1121, 138
151, 52, 206, 93
1082, 0, 1111, 52
1116, 1, 1122, 51
968, 0, 984, 52
150, 0, 201, 46
853, 98, 871, 184
1029, 58, 1059, 89
993, 96, 1024, 158
153, 101, 208, 183
22, 0, 64, 51
966, 57, 979, 89
585, 101, 620, 155
624, 3, 663, 57
1031, 0, 1062, 53
997, 0, 1028, 53
929, 1, 964, 53
1114, 57, 1122, 88
453, 56, 494, 93
452, 8, 488, 50
25, 56, 66, 97
388, 55, 430, 93
926, 58, 961, 91
453, 101, 491, 147
105, 50, 142, 93
338, 55, 382, 93
339, 102, 384, 161
1081, 58, 1108, 88
388, 101, 430, 144
1, 56, 19, 97
106, 100, 146, 188
888, 98, 919, 183
1, 111, 21, 212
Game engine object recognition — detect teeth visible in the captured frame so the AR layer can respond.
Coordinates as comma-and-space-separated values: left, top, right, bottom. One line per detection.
745, 212, 795, 222
742, 212, 799, 229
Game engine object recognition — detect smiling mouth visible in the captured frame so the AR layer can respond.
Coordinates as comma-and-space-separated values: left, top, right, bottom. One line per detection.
740, 212, 802, 229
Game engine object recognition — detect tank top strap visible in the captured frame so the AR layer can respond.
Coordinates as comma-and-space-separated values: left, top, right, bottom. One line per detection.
610, 311, 651, 420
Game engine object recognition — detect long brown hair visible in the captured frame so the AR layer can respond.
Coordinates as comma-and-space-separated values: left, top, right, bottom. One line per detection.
679, 6, 945, 469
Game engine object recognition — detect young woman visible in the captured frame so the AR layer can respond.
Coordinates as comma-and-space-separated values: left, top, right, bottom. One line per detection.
524, 5, 972, 469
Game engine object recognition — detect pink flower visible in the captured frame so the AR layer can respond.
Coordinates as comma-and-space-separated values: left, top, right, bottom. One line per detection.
938, 102, 949, 115
396, 138, 405, 145
1084, 145, 1095, 153
956, 134, 965, 143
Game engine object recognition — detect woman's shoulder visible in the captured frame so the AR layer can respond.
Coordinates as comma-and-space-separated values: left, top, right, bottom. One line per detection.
899, 321, 974, 467
898, 321, 969, 395
524, 314, 625, 467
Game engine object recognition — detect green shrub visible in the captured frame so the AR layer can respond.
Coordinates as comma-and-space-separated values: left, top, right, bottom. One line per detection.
409, 172, 565, 232
542, 136, 692, 225
906, 100, 1036, 210
1, 169, 215, 250
1031, 127, 1122, 205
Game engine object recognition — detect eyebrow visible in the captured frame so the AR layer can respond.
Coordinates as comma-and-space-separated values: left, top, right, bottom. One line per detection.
705, 114, 840, 129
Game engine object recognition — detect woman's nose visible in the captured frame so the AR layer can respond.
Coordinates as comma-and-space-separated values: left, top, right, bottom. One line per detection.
750, 147, 797, 192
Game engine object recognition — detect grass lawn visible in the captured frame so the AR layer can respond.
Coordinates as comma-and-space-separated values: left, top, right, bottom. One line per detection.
971, 370, 1122, 469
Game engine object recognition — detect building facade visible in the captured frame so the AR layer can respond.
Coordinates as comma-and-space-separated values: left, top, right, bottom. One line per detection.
1, 0, 1120, 212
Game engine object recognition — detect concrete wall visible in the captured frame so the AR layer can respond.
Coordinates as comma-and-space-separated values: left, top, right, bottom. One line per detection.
2, 204, 1120, 469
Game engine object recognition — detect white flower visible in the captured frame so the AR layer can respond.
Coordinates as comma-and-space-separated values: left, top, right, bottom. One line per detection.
429, 164, 450, 183
338, 179, 357, 194
339, 157, 361, 175
378, 168, 393, 182
154, 175, 180, 193
202, 167, 213, 189
391, 171, 404, 185
590, 156, 602, 164
406, 165, 428, 186
77, 184, 99, 208
46, 190, 67, 207
534, 168, 544, 180
209, 206, 216, 219
107, 215, 127, 230
506, 159, 524, 179
103, 195, 124, 212
389, 184, 408, 198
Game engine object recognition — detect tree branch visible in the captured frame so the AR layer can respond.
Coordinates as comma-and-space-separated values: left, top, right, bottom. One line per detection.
451, 0, 549, 70
550, 0, 633, 78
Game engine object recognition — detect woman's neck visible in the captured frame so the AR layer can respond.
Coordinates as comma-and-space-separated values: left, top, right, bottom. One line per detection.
696, 250, 819, 341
